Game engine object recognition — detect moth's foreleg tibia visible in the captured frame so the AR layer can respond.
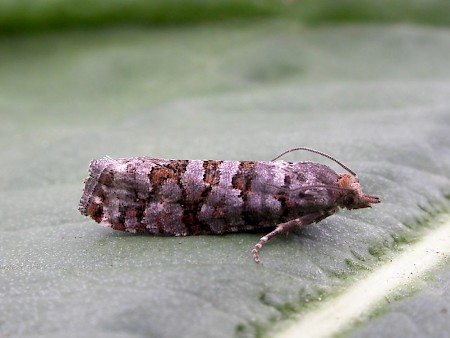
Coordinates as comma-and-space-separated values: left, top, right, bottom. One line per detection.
252, 212, 325, 263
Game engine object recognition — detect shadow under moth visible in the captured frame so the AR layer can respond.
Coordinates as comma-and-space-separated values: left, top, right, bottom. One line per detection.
79, 147, 380, 262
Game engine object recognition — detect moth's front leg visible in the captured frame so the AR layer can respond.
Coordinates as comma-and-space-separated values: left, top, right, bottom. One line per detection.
251, 212, 327, 263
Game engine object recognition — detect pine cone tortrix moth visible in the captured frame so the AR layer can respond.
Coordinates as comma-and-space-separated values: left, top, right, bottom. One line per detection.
79, 147, 380, 262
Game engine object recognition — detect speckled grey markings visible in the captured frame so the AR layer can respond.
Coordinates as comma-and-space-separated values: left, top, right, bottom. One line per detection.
181, 160, 206, 201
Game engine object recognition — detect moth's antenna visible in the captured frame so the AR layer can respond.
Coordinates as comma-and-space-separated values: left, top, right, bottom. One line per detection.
271, 147, 357, 176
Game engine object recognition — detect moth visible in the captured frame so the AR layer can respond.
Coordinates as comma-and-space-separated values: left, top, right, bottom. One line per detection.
79, 147, 380, 263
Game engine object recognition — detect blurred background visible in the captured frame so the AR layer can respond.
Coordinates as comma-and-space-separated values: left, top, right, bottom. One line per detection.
2, 0, 450, 33
1, 0, 449, 158
1, 0, 449, 132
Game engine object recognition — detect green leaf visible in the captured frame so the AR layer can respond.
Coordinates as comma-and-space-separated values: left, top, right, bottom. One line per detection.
1, 0, 450, 34
1, 21, 449, 338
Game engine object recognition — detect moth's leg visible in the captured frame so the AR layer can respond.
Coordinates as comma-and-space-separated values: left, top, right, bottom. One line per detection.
251, 212, 324, 263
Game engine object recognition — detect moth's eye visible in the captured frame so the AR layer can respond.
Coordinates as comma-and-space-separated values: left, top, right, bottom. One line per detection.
344, 195, 354, 206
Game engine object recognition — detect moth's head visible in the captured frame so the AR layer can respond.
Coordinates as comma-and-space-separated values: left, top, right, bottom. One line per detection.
338, 174, 380, 210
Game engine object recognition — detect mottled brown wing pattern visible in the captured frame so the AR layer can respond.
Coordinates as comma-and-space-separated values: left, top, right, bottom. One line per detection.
79, 151, 380, 262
